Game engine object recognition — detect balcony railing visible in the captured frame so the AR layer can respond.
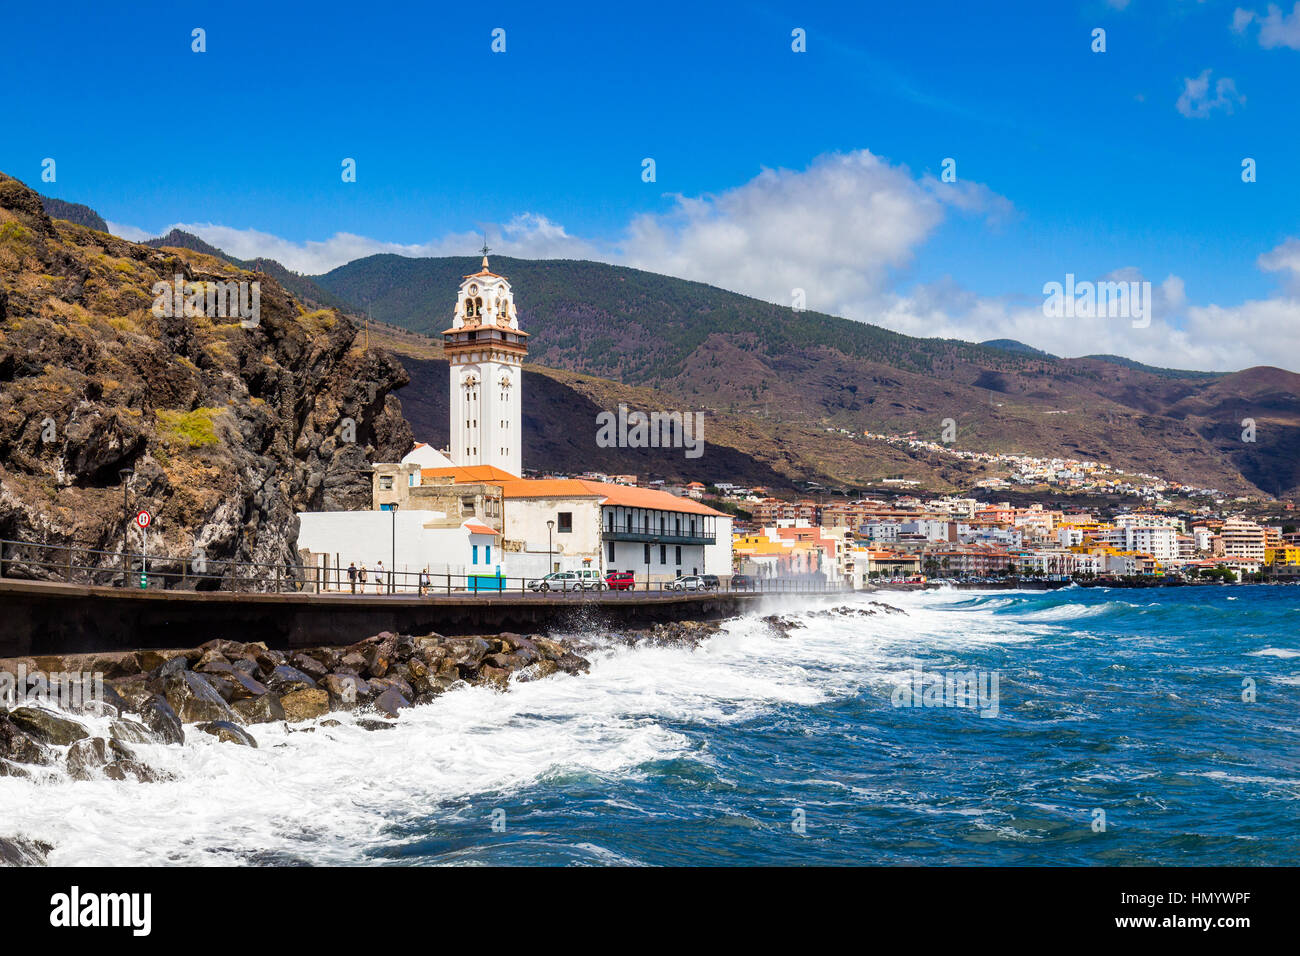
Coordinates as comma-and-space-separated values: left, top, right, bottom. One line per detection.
601, 530, 716, 546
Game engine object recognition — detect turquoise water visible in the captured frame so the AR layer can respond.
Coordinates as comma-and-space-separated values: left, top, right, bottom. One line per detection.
377, 585, 1300, 865
4, 585, 1297, 866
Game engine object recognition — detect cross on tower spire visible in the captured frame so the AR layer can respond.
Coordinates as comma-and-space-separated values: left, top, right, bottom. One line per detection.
480, 235, 490, 270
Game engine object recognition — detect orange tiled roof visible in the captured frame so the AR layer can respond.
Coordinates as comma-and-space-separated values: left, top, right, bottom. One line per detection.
437, 474, 726, 517
583, 480, 726, 517
421, 465, 520, 482
495, 478, 605, 499
418, 468, 725, 517
463, 522, 500, 536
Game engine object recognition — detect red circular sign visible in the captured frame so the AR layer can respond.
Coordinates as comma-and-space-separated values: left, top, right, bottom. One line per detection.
135, 510, 152, 529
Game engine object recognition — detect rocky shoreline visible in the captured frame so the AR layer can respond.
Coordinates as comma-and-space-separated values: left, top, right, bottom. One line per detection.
0, 602, 910, 866
0, 603, 904, 786
0, 629, 596, 783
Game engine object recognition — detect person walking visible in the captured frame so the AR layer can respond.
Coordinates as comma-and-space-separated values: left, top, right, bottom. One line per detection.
419, 567, 430, 596
375, 560, 386, 594
347, 561, 357, 594
358, 563, 368, 592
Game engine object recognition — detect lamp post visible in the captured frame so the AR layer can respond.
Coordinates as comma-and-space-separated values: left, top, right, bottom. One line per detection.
119, 468, 133, 587
648, 536, 659, 592
390, 503, 397, 594
546, 519, 555, 578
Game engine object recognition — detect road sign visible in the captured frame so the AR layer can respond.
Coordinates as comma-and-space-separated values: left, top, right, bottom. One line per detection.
135, 510, 151, 529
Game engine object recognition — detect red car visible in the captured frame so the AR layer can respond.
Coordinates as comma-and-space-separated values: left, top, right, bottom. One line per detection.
605, 570, 636, 591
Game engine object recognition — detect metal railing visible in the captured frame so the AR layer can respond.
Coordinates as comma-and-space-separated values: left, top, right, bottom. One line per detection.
0, 537, 848, 597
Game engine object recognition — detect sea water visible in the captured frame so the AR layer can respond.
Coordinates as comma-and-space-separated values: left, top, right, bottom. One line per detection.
1, 584, 1296, 865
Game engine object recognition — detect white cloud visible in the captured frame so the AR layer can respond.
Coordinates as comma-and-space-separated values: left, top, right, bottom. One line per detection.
621, 150, 1008, 315
105, 220, 152, 242
1232, 3, 1300, 48
106, 151, 1297, 372
1257, 236, 1300, 288
1176, 69, 1245, 117
113, 213, 601, 275
864, 271, 1298, 372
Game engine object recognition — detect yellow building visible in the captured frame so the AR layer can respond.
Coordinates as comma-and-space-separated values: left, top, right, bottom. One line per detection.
1265, 546, 1300, 566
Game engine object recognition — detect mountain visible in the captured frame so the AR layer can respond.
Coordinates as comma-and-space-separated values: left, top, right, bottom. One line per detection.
20, 187, 1295, 500
982, 339, 1056, 358
0, 173, 411, 580
37, 193, 108, 232
1080, 354, 1221, 380
143, 229, 355, 315
314, 255, 1300, 500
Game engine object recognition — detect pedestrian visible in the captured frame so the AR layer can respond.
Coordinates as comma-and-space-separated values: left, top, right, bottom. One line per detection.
375, 560, 386, 593
347, 561, 357, 594
358, 563, 368, 592
419, 567, 430, 596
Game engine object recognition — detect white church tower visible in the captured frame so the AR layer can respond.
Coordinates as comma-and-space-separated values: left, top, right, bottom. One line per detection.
442, 248, 528, 474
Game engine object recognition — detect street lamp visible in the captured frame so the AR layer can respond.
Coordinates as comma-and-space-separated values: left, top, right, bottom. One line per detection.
119, 468, 133, 587
648, 535, 660, 592
546, 519, 555, 577
390, 503, 397, 594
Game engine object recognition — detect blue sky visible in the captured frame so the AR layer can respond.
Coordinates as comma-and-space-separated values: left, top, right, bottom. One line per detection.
3, 0, 1299, 370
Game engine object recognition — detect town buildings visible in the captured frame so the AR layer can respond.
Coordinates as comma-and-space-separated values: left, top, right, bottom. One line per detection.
297, 257, 732, 588
727, 493, 1290, 588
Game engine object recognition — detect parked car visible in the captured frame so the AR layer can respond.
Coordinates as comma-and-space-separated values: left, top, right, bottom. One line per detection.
730, 573, 755, 591
699, 574, 720, 590
667, 574, 716, 591
527, 570, 607, 591
605, 570, 636, 591
528, 571, 577, 591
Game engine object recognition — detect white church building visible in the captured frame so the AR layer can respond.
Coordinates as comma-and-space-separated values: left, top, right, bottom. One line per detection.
297, 254, 732, 590
443, 257, 527, 472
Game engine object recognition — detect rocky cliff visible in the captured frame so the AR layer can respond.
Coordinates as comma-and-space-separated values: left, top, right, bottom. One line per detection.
0, 173, 411, 585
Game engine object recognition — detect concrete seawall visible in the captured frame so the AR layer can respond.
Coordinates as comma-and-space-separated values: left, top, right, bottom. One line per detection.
0, 579, 767, 657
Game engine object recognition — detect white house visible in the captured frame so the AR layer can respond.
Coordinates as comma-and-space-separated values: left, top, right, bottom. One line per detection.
297, 509, 503, 591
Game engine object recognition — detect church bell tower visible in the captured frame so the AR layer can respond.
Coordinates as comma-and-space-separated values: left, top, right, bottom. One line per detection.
442, 247, 528, 474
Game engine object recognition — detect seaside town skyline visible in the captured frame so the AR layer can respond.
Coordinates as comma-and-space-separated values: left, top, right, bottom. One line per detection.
3, 0, 1298, 912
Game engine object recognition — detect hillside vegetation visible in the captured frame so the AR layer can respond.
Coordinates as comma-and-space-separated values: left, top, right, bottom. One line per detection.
315, 255, 1300, 499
